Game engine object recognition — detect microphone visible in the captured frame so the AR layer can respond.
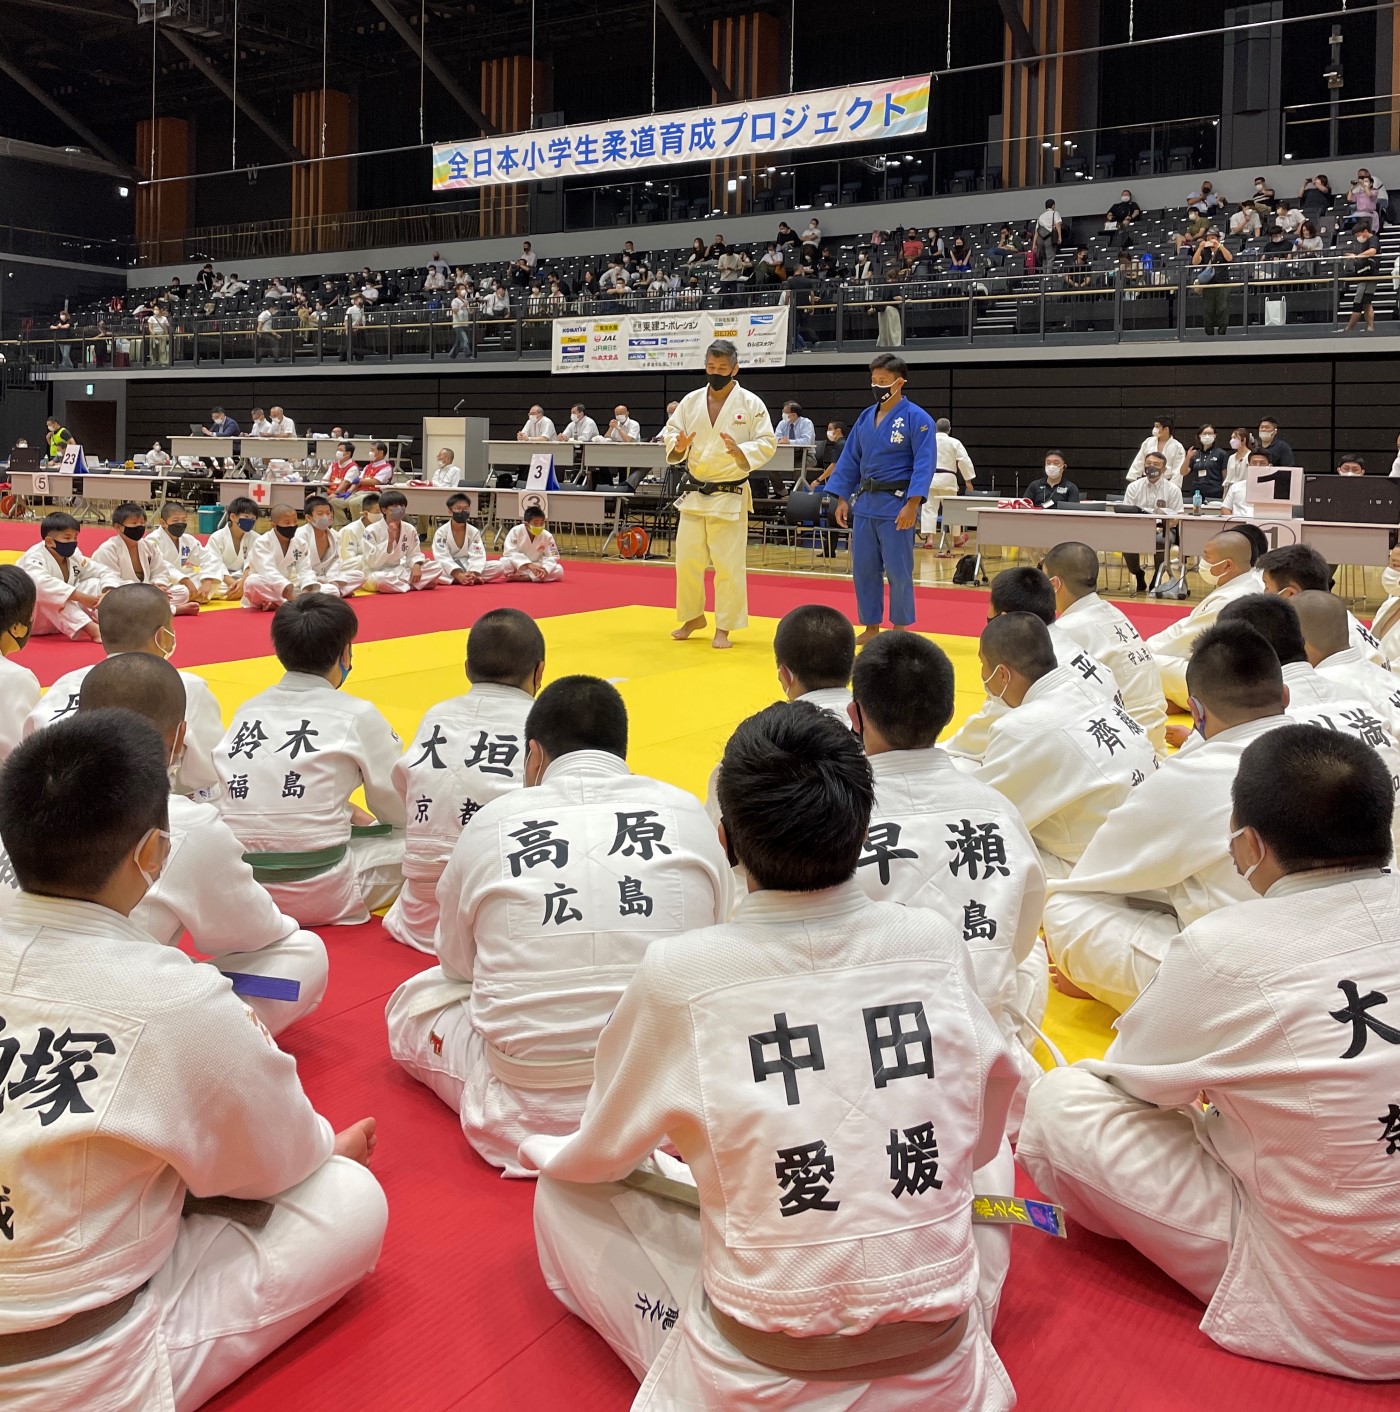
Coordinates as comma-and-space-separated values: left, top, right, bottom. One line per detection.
453, 398, 466, 412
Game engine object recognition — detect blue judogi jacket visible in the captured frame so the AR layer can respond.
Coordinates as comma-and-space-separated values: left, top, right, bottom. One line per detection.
824, 399, 937, 521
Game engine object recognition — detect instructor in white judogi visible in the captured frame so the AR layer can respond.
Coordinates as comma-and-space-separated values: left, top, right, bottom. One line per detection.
384, 609, 544, 953
214, 595, 406, 926
523, 702, 1020, 1409
77, 653, 328, 1036
0, 710, 386, 1412
1042, 540, 1169, 754
664, 338, 777, 650
1021, 725, 1400, 1379
1146, 529, 1263, 709
386, 676, 732, 1175
1044, 621, 1290, 1013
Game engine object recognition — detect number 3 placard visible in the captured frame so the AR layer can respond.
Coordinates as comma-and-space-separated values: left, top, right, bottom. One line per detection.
1245, 464, 1303, 508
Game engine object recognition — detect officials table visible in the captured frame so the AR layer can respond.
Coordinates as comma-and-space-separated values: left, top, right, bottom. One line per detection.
9, 471, 156, 504
973, 507, 1162, 556
1175, 512, 1301, 558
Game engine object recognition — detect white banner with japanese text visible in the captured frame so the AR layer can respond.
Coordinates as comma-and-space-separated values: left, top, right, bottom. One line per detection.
550, 307, 789, 375
434, 74, 931, 190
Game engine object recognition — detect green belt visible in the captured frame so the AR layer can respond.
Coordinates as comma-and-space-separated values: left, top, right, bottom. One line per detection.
241, 842, 347, 884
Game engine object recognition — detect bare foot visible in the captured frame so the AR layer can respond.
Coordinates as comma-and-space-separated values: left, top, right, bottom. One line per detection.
855, 626, 882, 645
175, 602, 201, 616
81, 623, 102, 643
1050, 964, 1094, 1000
333, 1115, 378, 1166
712, 630, 732, 650
672, 616, 707, 641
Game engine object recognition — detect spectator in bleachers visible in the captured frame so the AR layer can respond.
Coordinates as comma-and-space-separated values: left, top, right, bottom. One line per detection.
1183, 425, 1228, 500
479, 280, 509, 319
49, 309, 76, 368
424, 264, 447, 294
987, 224, 1022, 268
900, 226, 924, 264
1250, 175, 1276, 211
1224, 427, 1255, 484
1062, 248, 1093, 290
1128, 416, 1185, 483
1274, 198, 1302, 236
341, 293, 366, 362
266, 277, 289, 299
1033, 199, 1061, 270
775, 220, 798, 249
1294, 220, 1324, 254
167, 275, 188, 304
520, 240, 537, 270
222, 272, 248, 298
947, 235, 973, 277
208, 273, 226, 299
922, 226, 946, 260
1259, 225, 1293, 261
1343, 225, 1381, 334
427, 250, 449, 277
508, 258, 532, 291
448, 283, 473, 360
686, 237, 708, 269
853, 247, 876, 283
705, 232, 727, 261
717, 247, 743, 286
1192, 229, 1234, 337
1345, 171, 1380, 231
1174, 206, 1211, 255
255, 300, 282, 364
1228, 201, 1262, 248
359, 276, 380, 305
576, 270, 598, 302
146, 302, 172, 366
1189, 179, 1218, 215
319, 276, 340, 307
1105, 189, 1141, 249
1297, 173, 1334, 231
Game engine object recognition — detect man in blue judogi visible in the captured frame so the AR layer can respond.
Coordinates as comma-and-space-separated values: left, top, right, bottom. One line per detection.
826, 354, 937, 643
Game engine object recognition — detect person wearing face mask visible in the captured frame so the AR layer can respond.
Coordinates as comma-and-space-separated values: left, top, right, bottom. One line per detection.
386, 675, 731, 1176
1104, 189, 1140, 249
242, 503, 313, 610
810, 419, 847, 483
147, 501, 236, 604
974, 613, 1156, 883
774, 401, 815, 447
0, 708, 386, 1412
1182, 425, 1227, 500
23, 584, 224, 797
1145, 530, 1263, 709
1255, 416, 1294, 467
481, 506, 564, 583
1223, 426, 1254, 484
920, 416, 976, 544
343, 441, 395, 522
1022, 450, 1080, 508
90, 502, 201, 614
205, 495, 262, 591
826, 354, 936, 645
1126, 416, 1185, 483
322, 441, 361, 504
67, 653, 329, 1034
1122, 453, 1185, 595
362, 489, 445, 593
1024, 724, 1400, 1381
1042, 620, 1291, 1012
17, 510, 121, 641
338, 491, 382, 576
1258, 543, 1391, 671
430, 493, 487, 585
664, 339, 777, 649
291, 494, 365, 598
1343, 225, 1381, 334
216, 594, 407, 926
382, 610, 544, 953
0, 565, 39, 760
1220, 449, 1273, 518
427, 445, 463, 487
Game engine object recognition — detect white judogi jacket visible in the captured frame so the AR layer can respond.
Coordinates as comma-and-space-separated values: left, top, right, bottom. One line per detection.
362, 519, 428, 580
0, 655, 40, 761
1090, 869, 1400, 1377
1145, 568, 1265, 705
17, 541, 120, 617
522, 885, 1017, 1349
147, 528, 228, 586
497, 524, 560, 570
1373, 568, 1400, 668
976, 667, 1157, 874
337, 517, 374, 573
853, 747, 1046, 1094
24, 664, 224, 798
214, 671, 406, 853
291, 522, 359, 589
0, 893, 332, 1342
945, 624, 1117, 765
1316, 646, 1400, 734
89, 533, 169, 589
422, 751, 732, 1172
206, 523, 260, 574
1055, 592, 1169, 754
245, 528, 309, 594
393, 683, 534, 880
663, 383, 777, 521
431, 520, 487, 574
1349, 611, 1389, 670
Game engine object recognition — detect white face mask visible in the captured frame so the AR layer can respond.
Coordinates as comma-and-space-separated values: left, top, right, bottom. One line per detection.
135, 827, 171, 891
1229, 827, 1262, 883
1045, 464, 1063, 482
1200, 433, 1215, 447
312, 513, 333, 529
1338, 467, 1363, 478
366, 511, 383, 524
1198, 559, 1231, 585
980, 665, 1006, 703
1259, 429, 1274, 445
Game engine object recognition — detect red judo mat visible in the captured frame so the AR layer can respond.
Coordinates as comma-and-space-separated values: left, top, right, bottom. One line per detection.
206, 920, 1397, 1412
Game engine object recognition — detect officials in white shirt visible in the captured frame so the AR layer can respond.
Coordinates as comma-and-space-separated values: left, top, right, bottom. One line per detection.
558, 405, 600, 443
1121, 454, 1185, 594
428, 447, 463, 488
603, 405, 639, 443
518, 405, 556, 441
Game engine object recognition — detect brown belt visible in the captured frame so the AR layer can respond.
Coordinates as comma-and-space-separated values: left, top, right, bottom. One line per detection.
0, 1286, 146, 1369
708, 1300, 969, 1382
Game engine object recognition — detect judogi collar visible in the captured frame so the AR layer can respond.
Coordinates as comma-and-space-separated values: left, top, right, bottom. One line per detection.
1319, 646, 1364, 669
5, 891, 154, 945
866, 746, 951, 779
731, 879, 868, 926
1264, 866, 1388, 899
1020, 664, 1079, 706
539, 749, 630, 785
279, 671, 338, 694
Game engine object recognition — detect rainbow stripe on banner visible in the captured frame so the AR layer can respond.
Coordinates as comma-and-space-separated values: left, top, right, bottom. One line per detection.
432, 74, 932, 191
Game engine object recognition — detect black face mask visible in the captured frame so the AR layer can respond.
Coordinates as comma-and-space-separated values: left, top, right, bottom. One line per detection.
123, 524, 147, 542
50, 540, 78, 559
274, 524, 298, 541
706, 372, 733, 392
451, 510, 470, 524
166, 522, 188, 537
872, 383, 898, 404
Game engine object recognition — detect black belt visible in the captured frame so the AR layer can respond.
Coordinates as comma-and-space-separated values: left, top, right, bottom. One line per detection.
686, 475, 748, 496
857, 478, 910, 497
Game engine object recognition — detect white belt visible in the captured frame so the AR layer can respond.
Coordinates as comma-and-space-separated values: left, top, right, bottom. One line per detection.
484, 1042, 595, 1091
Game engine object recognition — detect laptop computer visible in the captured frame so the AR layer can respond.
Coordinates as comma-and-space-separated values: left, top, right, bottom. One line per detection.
7, 446, 41, 473
188, 422, 207, 436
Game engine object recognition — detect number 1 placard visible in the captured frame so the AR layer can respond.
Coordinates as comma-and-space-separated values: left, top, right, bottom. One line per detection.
1245, 464, 1303, 508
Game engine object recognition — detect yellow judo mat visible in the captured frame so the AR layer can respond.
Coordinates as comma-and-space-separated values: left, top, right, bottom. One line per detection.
187, 602, 1119, 1065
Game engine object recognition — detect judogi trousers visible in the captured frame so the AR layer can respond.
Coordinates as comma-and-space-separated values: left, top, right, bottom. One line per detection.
365, 562, 445, 594
263, 832, 405, 928
0, 1157, 387, 1412
30, 587, 96, 639
1018, 1066, 1234, 1304
382, 870, 441, 953
480, 559, 564, 584
920, 471, 961, 535
676, 511, 748, 631
204, 930, 329, 1037
242, 577, 358, 612
530, 1141, 1016, 1409
853, 513, 915, 628
1041, 890, 1177, 1014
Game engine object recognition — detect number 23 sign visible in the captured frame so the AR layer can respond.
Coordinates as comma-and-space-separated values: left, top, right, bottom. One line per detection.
1245, 464, 1303, 508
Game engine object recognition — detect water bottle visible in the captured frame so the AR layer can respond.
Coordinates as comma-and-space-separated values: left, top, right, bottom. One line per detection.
1193, 489, 1203, 512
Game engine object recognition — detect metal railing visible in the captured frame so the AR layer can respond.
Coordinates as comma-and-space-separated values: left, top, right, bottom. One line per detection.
0, 223, 136, 268
7, 255, 1390, 370
1281, 96, 1398, 164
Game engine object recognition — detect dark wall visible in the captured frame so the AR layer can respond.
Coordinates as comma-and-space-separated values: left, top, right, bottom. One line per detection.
0, 156, 135, 244
123, 352, 1398, 488
1, 259, 127, 331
